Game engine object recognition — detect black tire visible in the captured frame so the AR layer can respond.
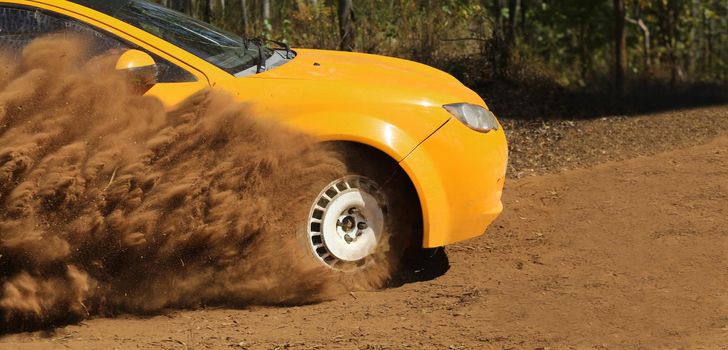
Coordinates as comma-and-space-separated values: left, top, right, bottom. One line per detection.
299, 144, 422, 288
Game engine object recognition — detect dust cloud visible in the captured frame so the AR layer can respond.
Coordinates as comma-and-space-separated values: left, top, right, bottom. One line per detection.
0, 35, 363, 331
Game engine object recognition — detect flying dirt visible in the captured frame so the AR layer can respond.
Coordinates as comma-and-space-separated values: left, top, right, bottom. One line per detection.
0, 35, 384, 331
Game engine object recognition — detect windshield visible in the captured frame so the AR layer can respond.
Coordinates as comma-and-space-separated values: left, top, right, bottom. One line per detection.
77, 0, 269, 75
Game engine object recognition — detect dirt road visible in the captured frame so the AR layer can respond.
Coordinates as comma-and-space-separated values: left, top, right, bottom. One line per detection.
2, 132, 727, 349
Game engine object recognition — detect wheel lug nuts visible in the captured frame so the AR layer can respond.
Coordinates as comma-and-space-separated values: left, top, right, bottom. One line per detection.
348, 208, 359, 214
344, 235, 354, 244
357, 222, 368, 230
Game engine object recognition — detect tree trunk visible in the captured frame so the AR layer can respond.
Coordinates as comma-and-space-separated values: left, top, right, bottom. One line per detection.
491, 0, 503, 32
506, 0, 517, 45
168, 0, 190, 14
520, 0, 528, 42
196, 0, 211, 22
613, 0, 627, 92
259, 0, 271, 35
262, 0, 270, 21
418, 0, 435, 60
706, 10, 713, 74
238, 0, 248, 36
626, 17, 651, 75
668, 1, 680, 88
337, 0, 355, 51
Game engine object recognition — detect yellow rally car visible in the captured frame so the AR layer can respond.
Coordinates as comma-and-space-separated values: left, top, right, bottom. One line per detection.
1, 0, 508, 272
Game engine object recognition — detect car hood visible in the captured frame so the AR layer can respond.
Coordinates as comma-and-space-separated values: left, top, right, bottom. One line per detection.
261, 49, 456, 83
212, 49, 488, 160
249, 49, 484, 107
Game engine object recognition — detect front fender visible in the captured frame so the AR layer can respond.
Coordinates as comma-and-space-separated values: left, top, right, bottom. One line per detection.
400, 119, 508, 247
283, 112, 447, 162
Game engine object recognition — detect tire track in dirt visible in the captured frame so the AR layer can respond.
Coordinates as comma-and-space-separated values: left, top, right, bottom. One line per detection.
3, 125, 726, 349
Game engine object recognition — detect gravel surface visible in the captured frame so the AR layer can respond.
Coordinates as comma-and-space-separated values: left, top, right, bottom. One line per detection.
501, 105, 728, 178
4, 125, 727, 349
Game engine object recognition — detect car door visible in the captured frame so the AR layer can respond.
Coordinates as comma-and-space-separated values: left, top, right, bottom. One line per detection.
0, 4, 208, 107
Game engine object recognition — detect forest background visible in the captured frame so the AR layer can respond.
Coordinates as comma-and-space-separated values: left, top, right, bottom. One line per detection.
155, 0, 728, 118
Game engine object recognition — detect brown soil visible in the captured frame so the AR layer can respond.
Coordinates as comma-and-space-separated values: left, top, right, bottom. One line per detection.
2, 107, 726, 349
502, 105, 728, 178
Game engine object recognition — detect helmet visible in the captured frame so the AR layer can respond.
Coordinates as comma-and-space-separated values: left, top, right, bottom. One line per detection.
115, 49, 156, 70
115, 49, 158, 88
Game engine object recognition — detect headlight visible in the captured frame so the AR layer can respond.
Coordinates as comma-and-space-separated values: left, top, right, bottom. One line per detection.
443, 103, 499, 133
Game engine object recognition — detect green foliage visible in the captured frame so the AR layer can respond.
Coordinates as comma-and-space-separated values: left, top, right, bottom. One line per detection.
159, 0, 728, 86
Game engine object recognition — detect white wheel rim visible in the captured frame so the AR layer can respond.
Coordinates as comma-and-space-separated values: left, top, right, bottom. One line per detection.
307, 176, 386, 270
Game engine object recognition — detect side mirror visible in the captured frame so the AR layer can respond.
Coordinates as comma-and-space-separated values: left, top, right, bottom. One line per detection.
115, 49, 158, 90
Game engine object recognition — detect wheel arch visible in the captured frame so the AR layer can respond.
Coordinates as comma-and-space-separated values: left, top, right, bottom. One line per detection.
283, 111, 448, 249
282, 111, 441, 163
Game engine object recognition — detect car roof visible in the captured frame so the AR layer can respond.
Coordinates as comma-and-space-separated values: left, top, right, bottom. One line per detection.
65, 0, 130, 17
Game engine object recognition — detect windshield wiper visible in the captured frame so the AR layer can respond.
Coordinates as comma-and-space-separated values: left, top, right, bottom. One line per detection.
252, 37, 293, 59
255, 42, 267, 73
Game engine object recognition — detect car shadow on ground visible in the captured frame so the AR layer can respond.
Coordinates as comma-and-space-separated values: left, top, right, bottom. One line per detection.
389, 247, 451, 287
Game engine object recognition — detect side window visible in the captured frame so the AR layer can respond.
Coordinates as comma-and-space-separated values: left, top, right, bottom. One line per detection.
0, 7, 51, 51
0, 6, 196, 83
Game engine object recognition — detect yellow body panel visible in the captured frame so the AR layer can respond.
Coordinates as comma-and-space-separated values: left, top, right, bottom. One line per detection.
6, 0, 509, 247
401, 120, 508, 247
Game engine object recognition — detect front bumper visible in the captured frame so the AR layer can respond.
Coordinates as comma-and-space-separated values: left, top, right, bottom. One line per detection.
399, 118, 508, 247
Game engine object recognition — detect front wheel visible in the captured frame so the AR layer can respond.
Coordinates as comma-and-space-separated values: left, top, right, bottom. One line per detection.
301, 147, 420, 285
306, 175, 387, 271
